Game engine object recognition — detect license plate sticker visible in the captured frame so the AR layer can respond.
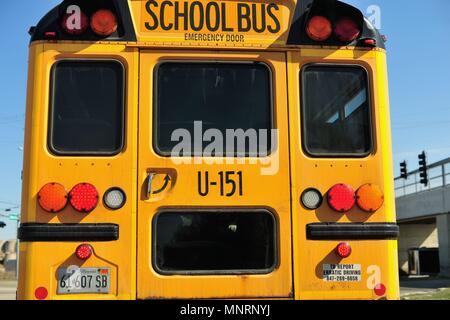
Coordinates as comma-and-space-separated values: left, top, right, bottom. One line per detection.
57, 267, 111, 294
323, 264, 362, 282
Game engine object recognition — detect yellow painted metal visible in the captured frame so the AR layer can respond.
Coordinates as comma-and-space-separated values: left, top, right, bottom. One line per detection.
128, 0, 296, 49
18, 0, 399, 300
287, 48, 399, 300
136, 50, 292, 299
18, 43, 139, 300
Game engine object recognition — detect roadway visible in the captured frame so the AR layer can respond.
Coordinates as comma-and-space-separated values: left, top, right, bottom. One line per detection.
0, 281, 16, 300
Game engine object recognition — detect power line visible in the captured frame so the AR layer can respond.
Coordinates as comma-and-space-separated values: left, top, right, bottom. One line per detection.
0, 200, 19, 206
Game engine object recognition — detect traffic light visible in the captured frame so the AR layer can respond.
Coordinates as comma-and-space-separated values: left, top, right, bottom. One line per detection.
0, 221, 6, 228
418, 151, 428, 186
400, 161, 408, 179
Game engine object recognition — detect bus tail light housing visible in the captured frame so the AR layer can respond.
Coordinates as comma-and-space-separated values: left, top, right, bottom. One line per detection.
38, 183, 68, 213
75, 244, 93, 260
356, 184, 384, 212
327, 184, 356, 212
91, 9, 118, 37
336, 242, 352, 258
69, 183, 99, 213
306, 16, 332, 41
334, 18, 361, 42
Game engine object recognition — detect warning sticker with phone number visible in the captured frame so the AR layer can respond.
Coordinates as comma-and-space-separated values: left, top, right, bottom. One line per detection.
323, 264, 362, 282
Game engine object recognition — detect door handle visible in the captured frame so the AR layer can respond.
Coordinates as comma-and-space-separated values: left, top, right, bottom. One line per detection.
146, 172, 155, 199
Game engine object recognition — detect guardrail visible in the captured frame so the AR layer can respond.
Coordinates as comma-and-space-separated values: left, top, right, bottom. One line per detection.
395, 157, 450, 198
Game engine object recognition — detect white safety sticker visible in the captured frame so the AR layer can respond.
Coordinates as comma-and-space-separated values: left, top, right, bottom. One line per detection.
323, 264, 362, 282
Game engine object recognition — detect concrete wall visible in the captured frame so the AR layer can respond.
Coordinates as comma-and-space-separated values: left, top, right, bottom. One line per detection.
437, 214, 450, 276
396, 185, 450, 221
398, 222, 439, 274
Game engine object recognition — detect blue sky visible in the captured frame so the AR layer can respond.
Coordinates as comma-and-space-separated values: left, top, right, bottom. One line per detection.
1, 1, 450, 239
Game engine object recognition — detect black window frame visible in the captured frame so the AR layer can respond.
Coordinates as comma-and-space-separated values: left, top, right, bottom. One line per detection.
300, 63, 374, 158
152, 61, 275, 158
152, 208, 279, 276
48, 59, 126, 156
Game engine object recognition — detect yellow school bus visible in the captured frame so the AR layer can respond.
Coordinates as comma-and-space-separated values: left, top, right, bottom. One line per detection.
18, 0, 400, 300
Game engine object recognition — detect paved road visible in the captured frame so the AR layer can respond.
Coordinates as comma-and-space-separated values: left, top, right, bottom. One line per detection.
400, 277, 450, 296
0, 281, 16, 300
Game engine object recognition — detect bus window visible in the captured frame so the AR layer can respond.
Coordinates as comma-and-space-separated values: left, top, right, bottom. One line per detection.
49, 60, 125, 155
301, 65, 372, 157
153, 210, 276, 274
154, 62, 272, 157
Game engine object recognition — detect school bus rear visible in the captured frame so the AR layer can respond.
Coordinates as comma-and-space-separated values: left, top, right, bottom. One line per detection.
18, 0, 400, 300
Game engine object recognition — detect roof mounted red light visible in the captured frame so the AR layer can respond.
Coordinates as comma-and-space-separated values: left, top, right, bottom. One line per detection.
334, 18, 361, 42
91, 9, 118, 37
306, 16, 332, 41
327, 184, 356, 212
69, 183, 99, 213
61, 11, 89, 35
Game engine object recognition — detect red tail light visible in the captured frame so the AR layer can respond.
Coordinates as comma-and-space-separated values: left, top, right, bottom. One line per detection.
327, 184, 356, 212
306, 16, 332, 41
336, 242, 352, 258
91, 9, 118, 37
61, 11, 89, 35
75, 244, 93, 260
69, 183, 99, 213
334, 18, 361, 42
374, 283, 386, 296
35, 287, 48, 300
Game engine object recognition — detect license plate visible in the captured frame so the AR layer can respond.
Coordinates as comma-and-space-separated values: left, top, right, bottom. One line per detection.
57, 267, 110, 294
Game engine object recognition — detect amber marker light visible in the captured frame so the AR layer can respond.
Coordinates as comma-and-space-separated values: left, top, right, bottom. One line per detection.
356, 184, 384, 213
38, 183, 68, 213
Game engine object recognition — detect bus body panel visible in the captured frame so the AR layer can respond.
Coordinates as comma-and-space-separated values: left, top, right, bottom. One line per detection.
288, 49, 399, 300
18, 43, 139, 300
136, 50, 293, 299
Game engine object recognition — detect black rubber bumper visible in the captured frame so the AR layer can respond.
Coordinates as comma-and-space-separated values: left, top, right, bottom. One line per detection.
306, 223, 399, 240
18, 223, 119, 242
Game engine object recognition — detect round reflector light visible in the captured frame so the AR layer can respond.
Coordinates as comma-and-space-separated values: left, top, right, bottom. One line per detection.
306, 16, 332, 41
334, 18, 361, 42
91, 9, 118, 37
374, 283, 386, 296
336, 242, 352, 258
38, 183, 68, 213
103, 188, 126, 210
356, 184, 384, 212
75, 244, 93, 260
327, 184, 356, 212
301, 188, 323, 210
69, 183, 99, 213
61, 11, 89, 35
35, 287, 48, 300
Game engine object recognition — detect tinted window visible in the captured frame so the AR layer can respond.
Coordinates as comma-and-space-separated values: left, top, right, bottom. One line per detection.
155, 63, 272, 156
302, 66, 372, 156
50, 61, 124, 155
154, 211, 276, 274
